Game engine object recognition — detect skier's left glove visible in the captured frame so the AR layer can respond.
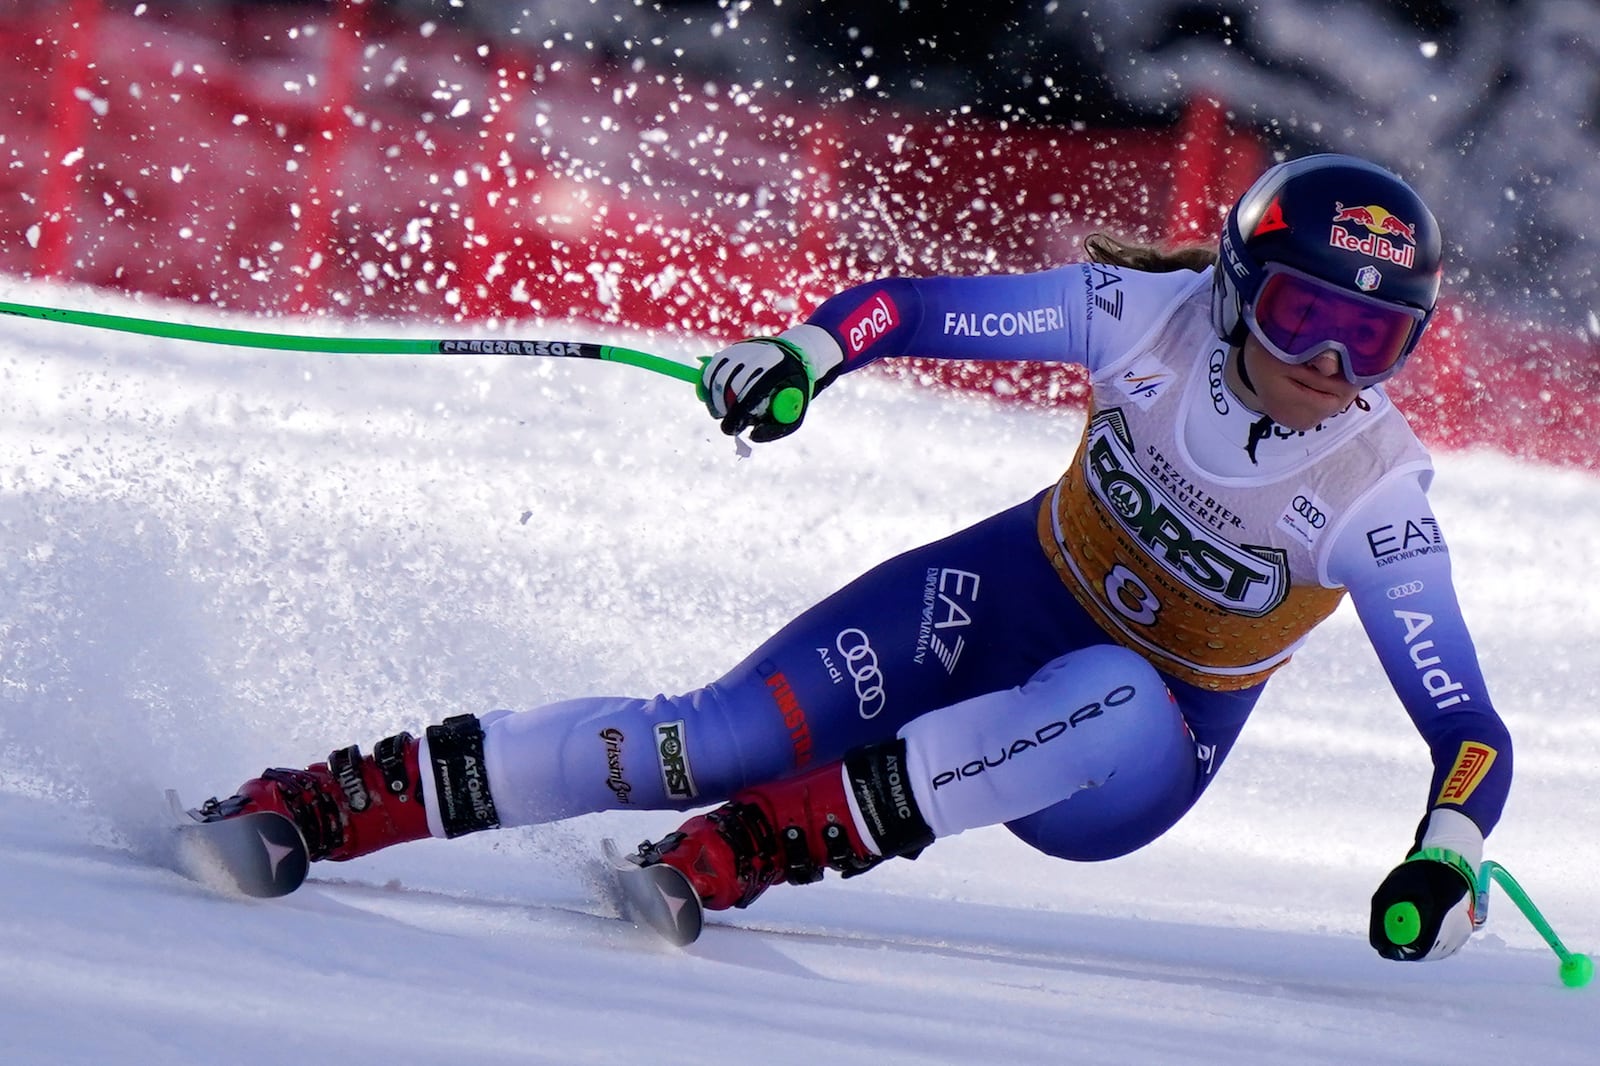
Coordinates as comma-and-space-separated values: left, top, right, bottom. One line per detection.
699, 325, 844, 442
1369, 808, 1483, 962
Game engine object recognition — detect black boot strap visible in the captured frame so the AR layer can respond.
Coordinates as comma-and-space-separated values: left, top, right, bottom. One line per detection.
327, 745, 372, 814
424, 714, 500, 838
373, 731, 416, 798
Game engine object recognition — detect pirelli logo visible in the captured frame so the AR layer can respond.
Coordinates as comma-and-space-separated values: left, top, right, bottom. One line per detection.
1436, 741, 1497, 805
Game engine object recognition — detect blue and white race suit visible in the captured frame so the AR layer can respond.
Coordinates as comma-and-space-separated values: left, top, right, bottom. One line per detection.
435, 263, 1511, 862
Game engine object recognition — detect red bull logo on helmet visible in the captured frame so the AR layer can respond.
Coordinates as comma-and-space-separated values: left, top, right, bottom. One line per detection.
1330, 202, 1416, 268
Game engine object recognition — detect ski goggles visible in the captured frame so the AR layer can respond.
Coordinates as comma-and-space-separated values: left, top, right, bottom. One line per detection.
1245, 265, 1427, 387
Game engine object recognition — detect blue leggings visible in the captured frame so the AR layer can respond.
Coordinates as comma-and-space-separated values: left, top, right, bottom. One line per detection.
481, 491, 1263, 861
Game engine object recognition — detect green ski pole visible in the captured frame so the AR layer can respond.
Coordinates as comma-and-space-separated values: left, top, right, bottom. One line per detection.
1382, 858, 1591, 987
0, 297, 805, 425
1476, 860, 1593, 988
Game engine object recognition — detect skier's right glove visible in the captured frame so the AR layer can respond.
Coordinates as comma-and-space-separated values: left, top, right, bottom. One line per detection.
699, 325, 844, 442
1369, 809, 1483, 962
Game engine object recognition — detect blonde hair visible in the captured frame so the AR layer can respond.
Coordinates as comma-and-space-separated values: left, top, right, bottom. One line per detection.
1082, 232, 1216, 274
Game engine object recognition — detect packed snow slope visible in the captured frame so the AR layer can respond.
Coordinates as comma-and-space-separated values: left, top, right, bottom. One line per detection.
1, 282, 1595, 1064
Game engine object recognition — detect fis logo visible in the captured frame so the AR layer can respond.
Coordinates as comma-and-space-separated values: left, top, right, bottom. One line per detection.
1114, 352, 1173, 410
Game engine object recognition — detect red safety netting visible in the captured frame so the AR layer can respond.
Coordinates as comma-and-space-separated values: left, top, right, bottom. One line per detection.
1, 1, 1594, 469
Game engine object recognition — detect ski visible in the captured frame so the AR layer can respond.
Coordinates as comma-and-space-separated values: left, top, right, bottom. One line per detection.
166, 789, 310, 899
601, 837, 704, 946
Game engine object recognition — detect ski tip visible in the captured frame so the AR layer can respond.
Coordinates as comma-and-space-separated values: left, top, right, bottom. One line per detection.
175, 810, 310, 899
601, 837, 704, 947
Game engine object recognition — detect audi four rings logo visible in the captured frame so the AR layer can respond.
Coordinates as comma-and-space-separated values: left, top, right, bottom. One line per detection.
1386, 580, 1425, 599
836, 628, 886, 719
1292, 495, 1327, 528
1207, 347, 1229, 415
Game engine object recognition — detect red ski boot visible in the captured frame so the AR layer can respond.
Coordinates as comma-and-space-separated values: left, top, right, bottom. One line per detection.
193, 714, 502, 862
635, 738, 935, 910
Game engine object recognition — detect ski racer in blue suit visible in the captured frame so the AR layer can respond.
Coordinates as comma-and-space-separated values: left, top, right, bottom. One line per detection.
203, 153, 1509, 964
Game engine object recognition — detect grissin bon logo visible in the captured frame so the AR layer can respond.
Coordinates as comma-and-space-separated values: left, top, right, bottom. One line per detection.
1329, 202, 1416, 268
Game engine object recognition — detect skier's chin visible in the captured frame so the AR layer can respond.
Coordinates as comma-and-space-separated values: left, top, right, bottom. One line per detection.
1262, 379, 1352, 430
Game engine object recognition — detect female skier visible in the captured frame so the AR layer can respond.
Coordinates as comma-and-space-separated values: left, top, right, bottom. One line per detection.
197, 153, 1510, 963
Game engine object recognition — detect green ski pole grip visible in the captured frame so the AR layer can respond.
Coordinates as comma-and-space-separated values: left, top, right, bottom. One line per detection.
771, 385, 806, 425
1384, 901, 1422, 947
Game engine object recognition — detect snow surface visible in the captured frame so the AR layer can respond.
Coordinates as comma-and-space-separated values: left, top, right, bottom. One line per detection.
0, 282, 1595, 1064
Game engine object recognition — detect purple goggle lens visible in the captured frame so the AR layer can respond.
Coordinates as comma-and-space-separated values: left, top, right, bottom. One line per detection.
1246, 267, 1426, 386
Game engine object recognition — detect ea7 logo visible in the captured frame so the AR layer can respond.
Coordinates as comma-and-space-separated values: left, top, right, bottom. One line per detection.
915, 567, 980, 674
1367, 517, 1446, 567
1089, 263, 1124, 319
